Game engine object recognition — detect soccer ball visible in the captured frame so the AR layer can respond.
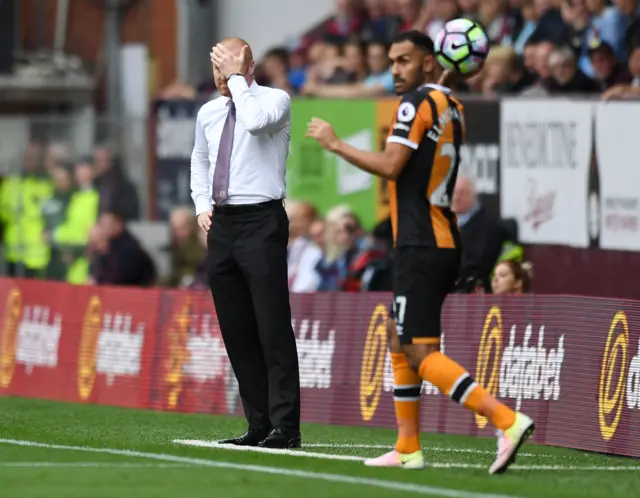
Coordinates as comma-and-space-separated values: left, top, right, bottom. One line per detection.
434, 18, 489, 75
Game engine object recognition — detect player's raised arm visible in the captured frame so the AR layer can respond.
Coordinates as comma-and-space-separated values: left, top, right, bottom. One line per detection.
305, 118, 411, 181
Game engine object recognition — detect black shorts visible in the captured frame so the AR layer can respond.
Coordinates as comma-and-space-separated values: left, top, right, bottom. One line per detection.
389, 247, 461, 345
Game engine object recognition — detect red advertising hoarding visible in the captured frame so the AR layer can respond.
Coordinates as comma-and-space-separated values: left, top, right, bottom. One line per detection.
1, 277, 638, 458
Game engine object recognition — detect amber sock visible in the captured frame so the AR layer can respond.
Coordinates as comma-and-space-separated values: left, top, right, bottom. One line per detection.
418, 351, 516, 431
391, 352, 422, 454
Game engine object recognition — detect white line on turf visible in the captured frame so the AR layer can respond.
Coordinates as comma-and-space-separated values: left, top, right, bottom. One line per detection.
303, 443, 538, 458
172, 440, 640, 471
0, 439, 516, 498
0, 462, 190, 468
172, 440, 363, 462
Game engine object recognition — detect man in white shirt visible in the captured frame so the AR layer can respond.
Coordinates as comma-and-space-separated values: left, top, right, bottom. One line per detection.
191, 37, 301, 449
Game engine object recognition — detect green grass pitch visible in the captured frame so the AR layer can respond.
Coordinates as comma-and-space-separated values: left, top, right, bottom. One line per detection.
0, 396, 638, 497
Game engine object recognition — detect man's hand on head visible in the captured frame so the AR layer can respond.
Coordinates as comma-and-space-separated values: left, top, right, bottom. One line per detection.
211, 43, 251, 79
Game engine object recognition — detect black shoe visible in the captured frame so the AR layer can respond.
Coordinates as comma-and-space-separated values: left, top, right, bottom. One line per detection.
258, 427, 301, 449
218, 429, 270, 447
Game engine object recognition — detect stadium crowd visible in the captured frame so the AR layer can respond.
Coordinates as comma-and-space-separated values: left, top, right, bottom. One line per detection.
160, 0, 640, 100
0, 141, 529, 295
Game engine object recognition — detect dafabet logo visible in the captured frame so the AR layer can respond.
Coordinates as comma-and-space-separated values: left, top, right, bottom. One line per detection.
475, 306, 565, 428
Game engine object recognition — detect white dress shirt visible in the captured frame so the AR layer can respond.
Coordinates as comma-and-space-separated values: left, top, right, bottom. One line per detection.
190, 76, 291, 215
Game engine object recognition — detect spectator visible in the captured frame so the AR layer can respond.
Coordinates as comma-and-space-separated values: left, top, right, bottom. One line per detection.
580, 0, 628, 77
451, 176, 505, 293
504, 0, 540, 54
90, 210, 156, 287
48, 159, 100, 285
286, 201, 323, 293
529, 0, 569, 44
259, 47, 294, 94
589, 38, 633, 90
159, 206, 207, 288
41, 164, 74, 280
491, 260, 533, 294
478, 0, 513, 44
548, 44, 600, 92
360, 0, 402, 42
521, 39, 556, 92
481, 46, 536, 93
561, 0, 591, 56
93, 145, 140, 221
602, 43, 640, 97
304, 39, 395, 97
316, 206, 364, 291
615, 0, 640, 50
0, 142, 53, 278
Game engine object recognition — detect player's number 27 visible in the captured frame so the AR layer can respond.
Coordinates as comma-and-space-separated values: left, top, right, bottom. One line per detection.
430, 142, 457, 208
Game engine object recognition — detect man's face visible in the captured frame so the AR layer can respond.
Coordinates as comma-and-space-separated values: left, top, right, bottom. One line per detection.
591, 50, 615, 81
93, 148, 111, 175
213, 39, 254, 98
451, 179, 474, 214
535, 42, 555, 79
344, 43, 365, 73
74, 163, 94, 187
368, 44, 389, 73
170, 213, 194, 243
523, 43, 538, 71
389, 40, 430, 95
262, 55, 287, 81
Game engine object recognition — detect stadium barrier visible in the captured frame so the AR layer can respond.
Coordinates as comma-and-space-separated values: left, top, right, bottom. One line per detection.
0, 277, 638, 458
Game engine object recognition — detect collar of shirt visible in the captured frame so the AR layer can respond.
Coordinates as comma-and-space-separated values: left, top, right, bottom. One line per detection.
457, 202, 481, 227
419, 83, 452, 94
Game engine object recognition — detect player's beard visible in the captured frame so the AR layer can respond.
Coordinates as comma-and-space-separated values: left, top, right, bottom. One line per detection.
395, 70, 428, 95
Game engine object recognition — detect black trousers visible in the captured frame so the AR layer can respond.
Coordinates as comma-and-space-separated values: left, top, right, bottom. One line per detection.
207, 200, 300, 431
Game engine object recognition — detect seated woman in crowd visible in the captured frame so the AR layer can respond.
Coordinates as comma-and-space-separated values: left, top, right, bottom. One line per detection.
491, 260, 533, 295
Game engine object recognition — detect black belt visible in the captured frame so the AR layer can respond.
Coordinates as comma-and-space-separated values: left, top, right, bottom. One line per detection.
213, 199, 283, 215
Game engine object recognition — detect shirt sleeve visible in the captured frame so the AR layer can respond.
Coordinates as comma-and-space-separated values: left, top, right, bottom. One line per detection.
227, 75, 291, 134
190, 110, 212, 216
386, 91, 433, 150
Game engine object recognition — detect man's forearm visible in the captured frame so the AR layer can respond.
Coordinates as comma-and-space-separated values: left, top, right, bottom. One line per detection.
333, 141, 395, 179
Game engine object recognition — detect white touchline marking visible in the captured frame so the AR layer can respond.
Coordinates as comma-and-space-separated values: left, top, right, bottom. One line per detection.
0, 439, 517, 498
0, 462, 190, 468
172, 440, 363, 462
173, 440, 640, 471
303, 443, 538, 458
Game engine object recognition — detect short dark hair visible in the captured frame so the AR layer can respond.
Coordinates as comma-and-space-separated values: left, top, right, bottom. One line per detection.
264, 47, 290, 67
391, 30, 435, 54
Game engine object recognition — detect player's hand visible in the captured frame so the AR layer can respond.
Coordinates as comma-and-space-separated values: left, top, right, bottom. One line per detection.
305, 118, 340, 152
210, 44, 250, 79
197, 211, 213, 233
